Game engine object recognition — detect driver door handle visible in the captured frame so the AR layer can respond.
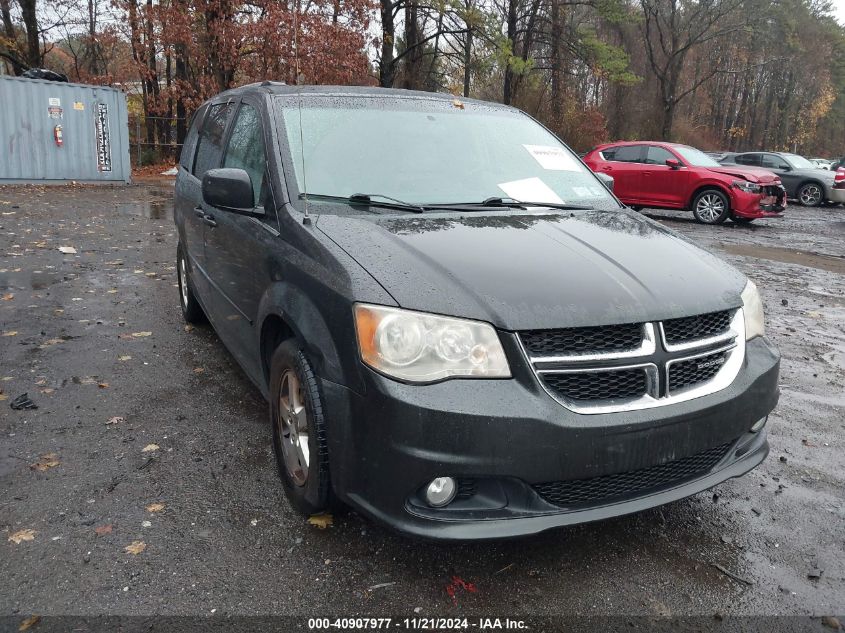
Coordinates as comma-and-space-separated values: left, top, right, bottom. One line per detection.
194, 207, 205, 218
202, 215, 218, 228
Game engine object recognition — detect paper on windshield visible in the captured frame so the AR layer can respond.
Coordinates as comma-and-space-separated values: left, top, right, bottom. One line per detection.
523, 145, 582, 171
498, 177, 564, 204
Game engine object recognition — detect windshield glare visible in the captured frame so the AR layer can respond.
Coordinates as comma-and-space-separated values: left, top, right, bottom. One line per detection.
674, 146, 721, 167
276, 96, 620, 210
783, 154, 814, 169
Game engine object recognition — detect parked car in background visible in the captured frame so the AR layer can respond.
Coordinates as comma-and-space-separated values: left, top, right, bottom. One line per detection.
719, 152, 841, 207
583, 142, 786, 224
809, 158, 832, 170
173, 85, 780, 540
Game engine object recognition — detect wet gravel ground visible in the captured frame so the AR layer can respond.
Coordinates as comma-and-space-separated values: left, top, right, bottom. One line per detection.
0, 182, 843, 620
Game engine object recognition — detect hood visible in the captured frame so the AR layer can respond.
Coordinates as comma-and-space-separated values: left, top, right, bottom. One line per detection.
705, 165, 780, 183
317, 210, 746, 330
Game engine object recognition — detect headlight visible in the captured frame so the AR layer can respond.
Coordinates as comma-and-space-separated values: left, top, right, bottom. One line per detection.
741, 279, 765, 340
354, 304, 510, 382
733, 180, 762, 194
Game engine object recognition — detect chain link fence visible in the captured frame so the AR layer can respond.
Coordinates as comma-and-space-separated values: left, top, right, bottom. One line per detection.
128, 114, 186, 167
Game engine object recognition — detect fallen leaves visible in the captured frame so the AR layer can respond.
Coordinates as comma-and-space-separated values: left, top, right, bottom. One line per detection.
141, 444, 160, 453
106, 416, 124, 425
2, 293, 13, 301
57, 246, 78, 254
18, 615, 41, 631
193, 367, 204, 374
124, 540, 146, 555
37, 338, 64, 349
94, 524, 113, 536
307, 513, 333, 529
131, 332, 152, 338
445, 576, 477, 607
30, 452, 60, 472
8, 529, 36, 544
118, 355, 132, 361
2, 331, 17, 337
145, 502, 165, 513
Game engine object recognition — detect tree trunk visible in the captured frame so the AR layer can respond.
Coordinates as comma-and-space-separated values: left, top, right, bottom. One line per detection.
379, 0, 395, 87
402, 1, 423, 89
549, 0, 562, 123
18, 0, 40, 68
502, 0, 517, 104
145, 0, 158, 146
463, 24, 472, 97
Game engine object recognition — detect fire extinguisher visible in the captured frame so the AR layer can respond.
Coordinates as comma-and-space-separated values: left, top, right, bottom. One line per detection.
53, 124, 63, 147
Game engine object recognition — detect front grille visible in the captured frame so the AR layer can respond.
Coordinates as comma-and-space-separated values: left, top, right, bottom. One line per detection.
520, 323, 643, 356
533, 442, 732, 508
456, 478, 477, 500
669, 351, 727, 392
520, 310, 740, 413
542, 368, 647, 401
663, 310, 731, 344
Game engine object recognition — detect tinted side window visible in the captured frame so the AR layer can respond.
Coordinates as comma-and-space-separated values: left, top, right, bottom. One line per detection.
645, 146, 676, 165
193, 102, 235, 178
179, 104, 206, 171
223, 104, 266, 205
735, 154, 760, 166
611, 145, 643, 163
762, 154, 788, 169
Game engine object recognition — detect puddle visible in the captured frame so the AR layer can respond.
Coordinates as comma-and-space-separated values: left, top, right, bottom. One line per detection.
31, 271, 63, 289
721, 244, 845, 275
115, 199, 172, 220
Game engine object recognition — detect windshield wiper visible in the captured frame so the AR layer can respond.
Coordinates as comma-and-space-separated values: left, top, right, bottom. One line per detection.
299, 192, 424, 213
428, 197, 593, 211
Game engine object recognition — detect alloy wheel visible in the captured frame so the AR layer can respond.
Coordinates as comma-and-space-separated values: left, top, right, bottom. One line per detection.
696, 194, 725, 222
277, 369, 310, 487
799, 185, 822, 206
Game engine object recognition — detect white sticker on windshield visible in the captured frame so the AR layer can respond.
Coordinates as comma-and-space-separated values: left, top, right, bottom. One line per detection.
523, 145, 581, 171
498, 177, 564, 204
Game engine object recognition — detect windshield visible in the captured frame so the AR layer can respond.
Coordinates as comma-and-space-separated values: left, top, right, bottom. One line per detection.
782, 154, 815, 169
674, 146, 721, 167
275, 95, 620, 210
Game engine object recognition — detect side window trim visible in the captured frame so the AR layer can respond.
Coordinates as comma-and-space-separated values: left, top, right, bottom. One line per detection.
606, 145, 644, 164
192, 97, 239, 178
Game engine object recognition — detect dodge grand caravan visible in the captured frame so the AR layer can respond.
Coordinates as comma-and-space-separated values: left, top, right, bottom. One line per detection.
174, 85, 780, 540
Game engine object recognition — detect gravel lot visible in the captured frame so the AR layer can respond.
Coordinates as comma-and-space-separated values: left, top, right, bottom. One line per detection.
1, 182, 843, 624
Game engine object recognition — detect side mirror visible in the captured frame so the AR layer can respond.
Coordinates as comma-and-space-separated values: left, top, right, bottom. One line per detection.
202, 168, 263, 216
665, 159, 681, 170
596, 172, 614, 191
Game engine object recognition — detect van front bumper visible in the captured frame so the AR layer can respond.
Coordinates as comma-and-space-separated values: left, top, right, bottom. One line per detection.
321, 336, 780, 541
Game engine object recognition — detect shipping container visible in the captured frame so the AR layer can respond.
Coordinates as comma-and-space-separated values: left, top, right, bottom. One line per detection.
0, 75, 130, 183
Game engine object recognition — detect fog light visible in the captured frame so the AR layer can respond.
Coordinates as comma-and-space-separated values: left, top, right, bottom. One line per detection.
425, 477, 457, 507
751, 416, 767, 432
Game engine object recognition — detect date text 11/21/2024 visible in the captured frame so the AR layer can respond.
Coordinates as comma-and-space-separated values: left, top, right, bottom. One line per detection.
307, 618, 528, 630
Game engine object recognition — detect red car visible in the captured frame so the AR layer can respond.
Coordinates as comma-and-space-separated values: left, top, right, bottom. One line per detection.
583, 142, 786, 224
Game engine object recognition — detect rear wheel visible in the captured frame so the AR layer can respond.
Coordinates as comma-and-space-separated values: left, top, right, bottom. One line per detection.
692, 189, 730, 224
269, 340, 332, 516
797, 182, 823, 207
177, 244, 205, 323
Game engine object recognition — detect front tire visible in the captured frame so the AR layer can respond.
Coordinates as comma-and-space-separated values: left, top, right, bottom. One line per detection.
269, 340, 332, 516
797, 182, 823, 207
692, 189, 730, 224
177, 244, 205, 323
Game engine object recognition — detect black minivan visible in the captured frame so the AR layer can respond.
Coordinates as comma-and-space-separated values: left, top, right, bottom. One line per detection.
174, 84, 780, 540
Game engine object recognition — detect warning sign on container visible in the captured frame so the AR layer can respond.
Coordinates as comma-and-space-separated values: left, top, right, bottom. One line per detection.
95, 103, 112, 172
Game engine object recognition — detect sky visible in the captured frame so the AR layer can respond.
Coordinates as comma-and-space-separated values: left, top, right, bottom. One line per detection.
836, 1, 845, 25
